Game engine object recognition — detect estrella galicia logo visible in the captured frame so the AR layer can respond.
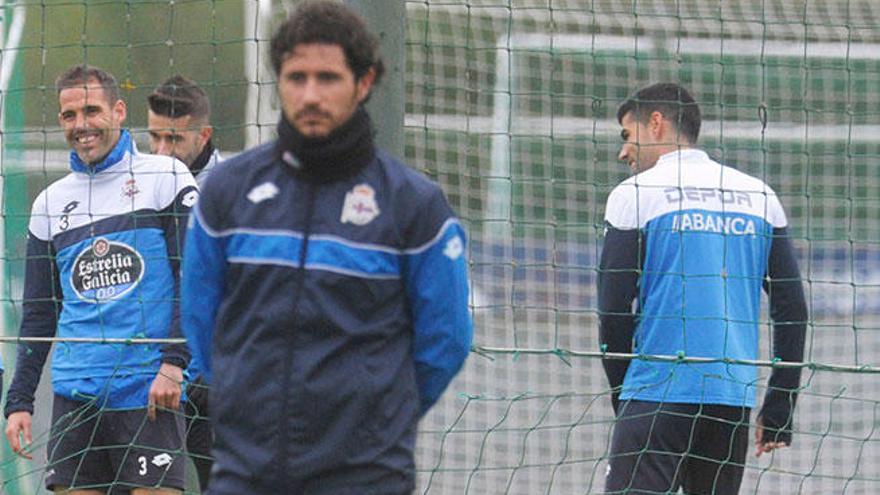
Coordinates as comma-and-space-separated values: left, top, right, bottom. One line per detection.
71, 237, 145, 302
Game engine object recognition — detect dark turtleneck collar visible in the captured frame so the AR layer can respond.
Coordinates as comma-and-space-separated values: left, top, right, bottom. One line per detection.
276, 105, 375, 183
189, 139, 216, 177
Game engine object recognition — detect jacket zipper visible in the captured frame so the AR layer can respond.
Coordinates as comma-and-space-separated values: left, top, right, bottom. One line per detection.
274, 181, 318, 483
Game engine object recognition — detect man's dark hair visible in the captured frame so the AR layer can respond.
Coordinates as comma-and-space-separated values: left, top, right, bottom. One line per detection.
55, 64, 120, 104
269, 0, 385, 84
148, 75, 211, 121
617, 82, 701, 144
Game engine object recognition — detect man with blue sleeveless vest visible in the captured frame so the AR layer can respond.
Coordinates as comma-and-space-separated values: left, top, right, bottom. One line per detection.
599, 82, 808, 494
4, 64, 196, 494
181, 1, 473, 492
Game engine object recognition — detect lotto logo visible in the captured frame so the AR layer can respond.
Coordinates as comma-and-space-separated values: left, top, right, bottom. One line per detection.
182, 190, 199, 207
247, 182, 279, 204
152, 453, 173, 468
443, 236, 464, 260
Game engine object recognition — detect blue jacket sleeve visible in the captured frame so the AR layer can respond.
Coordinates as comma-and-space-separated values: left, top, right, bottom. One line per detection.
159, 185, 198, 369
181, 202, 227, 385
5, 234, 62, 417
403, 212, 473, 416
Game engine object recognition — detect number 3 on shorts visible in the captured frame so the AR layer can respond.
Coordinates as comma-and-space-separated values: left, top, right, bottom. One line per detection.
138, 455, 147, 476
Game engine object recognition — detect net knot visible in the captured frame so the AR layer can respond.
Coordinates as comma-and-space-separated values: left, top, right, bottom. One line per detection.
758, 104, 768, 132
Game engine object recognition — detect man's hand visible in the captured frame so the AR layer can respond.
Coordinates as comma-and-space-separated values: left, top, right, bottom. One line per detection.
754, 416, 790, 458
5, 411, 33, 459
148, 363, 184, 421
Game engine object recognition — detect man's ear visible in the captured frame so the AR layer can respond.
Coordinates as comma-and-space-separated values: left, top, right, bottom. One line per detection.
648, 110, 664, 137
199, 125, 214, 146
113, 98, 127, 126
355, 67, 376, 103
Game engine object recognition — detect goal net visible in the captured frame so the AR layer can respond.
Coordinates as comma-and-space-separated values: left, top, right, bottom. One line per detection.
409, 2, 880, 494
2, 1, 880, 494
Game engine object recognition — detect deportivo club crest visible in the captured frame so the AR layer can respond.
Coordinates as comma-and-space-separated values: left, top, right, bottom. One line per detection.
93, 238, 110, 257
121, 178, 140, 199
340, 183, 380, 226
71, 237, 145, 303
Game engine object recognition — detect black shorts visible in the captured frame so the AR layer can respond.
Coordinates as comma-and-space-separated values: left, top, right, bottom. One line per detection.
184, 377, 214, 489
605, 400, 751, 495
46, 394, 186, 493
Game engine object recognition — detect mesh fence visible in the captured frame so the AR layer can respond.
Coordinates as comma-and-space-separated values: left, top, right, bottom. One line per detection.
408, 1, 880, 494
1, 0, 880, 493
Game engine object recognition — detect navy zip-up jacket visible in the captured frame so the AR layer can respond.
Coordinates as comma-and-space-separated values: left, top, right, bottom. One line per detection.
181, 141, 473, 492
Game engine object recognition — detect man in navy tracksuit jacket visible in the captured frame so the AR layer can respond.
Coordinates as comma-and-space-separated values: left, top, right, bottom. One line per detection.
181, 2, 473, 493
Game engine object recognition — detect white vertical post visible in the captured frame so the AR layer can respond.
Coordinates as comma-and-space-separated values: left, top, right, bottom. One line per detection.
488, 34, 512, 243
0, 2, 27, 488
0, 1, 26, 330
244, 0, 277, 149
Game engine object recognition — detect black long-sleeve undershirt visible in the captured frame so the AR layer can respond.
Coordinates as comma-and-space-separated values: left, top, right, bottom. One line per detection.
5, 234, 61, 417
759, 228, 807, 445
158, 187, 196, 369
597, 227, 643, 414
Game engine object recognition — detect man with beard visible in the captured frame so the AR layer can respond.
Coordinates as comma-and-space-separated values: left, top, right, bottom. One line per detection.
147, 74, 219, 490
181, 1, 473, 492
4, 64, 196, 494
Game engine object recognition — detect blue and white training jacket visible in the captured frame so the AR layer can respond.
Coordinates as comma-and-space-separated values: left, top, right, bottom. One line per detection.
5, 131, 196, 414
598, 149, 806, 421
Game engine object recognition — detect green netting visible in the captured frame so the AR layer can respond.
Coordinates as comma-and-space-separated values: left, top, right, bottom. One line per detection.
408, 1, 880, 494
3, 0, 880, 494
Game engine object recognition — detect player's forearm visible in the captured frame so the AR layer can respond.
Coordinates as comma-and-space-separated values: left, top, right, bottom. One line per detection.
6, 236, 61, 416
760, 227, 808, 443
160, 189, 195, 370
159, 271, 191, 369
598, 315, 635, 385
160, 343, 190, 370
761, 315, 805, 444
597, 227, 641, 408
598, 312, 635, 415
406, 220, 473, 415
598, 300, 636, 390
411, 279, 472, 415
5, 321, 54, 417
161, 272, 190, 369
765, 228, 807, 386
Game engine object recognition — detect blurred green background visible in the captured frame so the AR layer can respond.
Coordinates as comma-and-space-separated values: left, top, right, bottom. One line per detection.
14, 0, 248, 149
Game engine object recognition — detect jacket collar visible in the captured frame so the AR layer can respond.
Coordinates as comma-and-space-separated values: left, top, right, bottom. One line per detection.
69, 129, 134, 174
189, 139, 216, 177
194, 149, 222, 187
275, 106, 375, 183
655, 148, 708, 168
